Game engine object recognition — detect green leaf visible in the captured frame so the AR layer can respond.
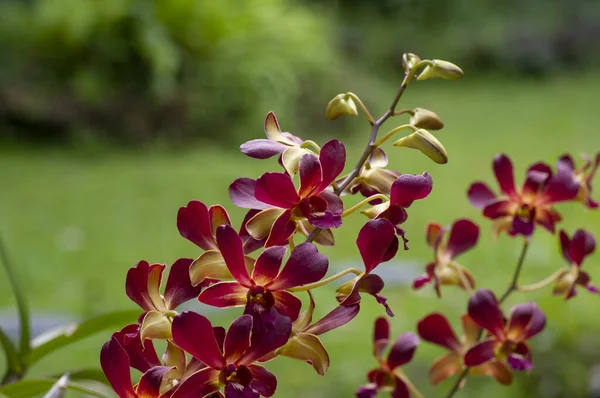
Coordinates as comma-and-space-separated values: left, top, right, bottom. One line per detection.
0, 378, 110, 398
43, 374, 69, 398
49, 369, 108, 385
0, 328, 23, 378
26, 309, 140, 366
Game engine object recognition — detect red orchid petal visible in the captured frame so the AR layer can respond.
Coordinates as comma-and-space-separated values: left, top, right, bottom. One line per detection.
100, 337, 136, 398
264, 210, 296, 247
568, 229, 596, 266
523, 304, 546, 339
493, 154, 517, 198
389, 173, 433, 207
318, 139, 346, 191
429, 353, 462, 385
417, 313, 461, 351
229, 178, 271, 210
198, 282, 248, 308
537, 167, 580, 204
412, 272, 433, 290
356, 383, 378, 398
445, 219, 479, 259
521, 163, 552, 199
217, 225, 253, 286
556, 154, 575, 173
164, 258, 201, 310
478, 360, 513, 385
577, 271, 598, 293
224, 315, 253, 364
240, 209, 267, 254
373, 317, 390, 344
177, 201, 218, 250
392, 377, 410, 398
304, 304, 360, 336
507, 302, 539, 341
272, 290, 302, 321
468, 289, 505, 339
268, 243, 328, 291
357, 218, 399, 274
559, 230, 571, 262
113, 324, 160, 373
319, 190, 344, 215
248, 364, 278, 397
136, 366, 172, 397
126, 261, 165, 312
464, 339, 496, 366
170, 367, 220, 398
241, 139, 288, 159
298, 154, 323, 197
482, 199, 516, 219
426, 223, 443, 248
309, 210, 343, 229
213, 327, 226, 354
535, 208, 560, 234
255, 172, 300, 209
386, 332, 419, 370
511, 217, 535, 236
171, 312, 226, 370
238, 313, 292, 366
209, 205, 231, 235
467, 182, 497, 209
252, 246, 286, 286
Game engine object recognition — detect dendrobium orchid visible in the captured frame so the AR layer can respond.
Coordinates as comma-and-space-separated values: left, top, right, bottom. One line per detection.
468, 154, 580, 236
552, 229, 597, 299
413, 219, 478, 297
341, 148, 400, 200
198, 225, 328, 325
230, 139, 346, 247
464, 289, 546, 372
557, 152, 600, 209
357, 317, 420, 398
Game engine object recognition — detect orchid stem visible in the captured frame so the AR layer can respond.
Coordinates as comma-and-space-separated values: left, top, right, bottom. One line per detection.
372, 124, 417, 147
341, 194, 389, 217
301, 140, 322, 153
287, 268, 362, 292
498, 238, 530, 304
393, 108, 414, 117
444, 368, 469, 398
518, 269, 563, 292
346, 92, 375, 125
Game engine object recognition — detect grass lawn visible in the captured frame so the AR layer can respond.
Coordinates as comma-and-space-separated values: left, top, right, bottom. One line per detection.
1, 74, 599, 397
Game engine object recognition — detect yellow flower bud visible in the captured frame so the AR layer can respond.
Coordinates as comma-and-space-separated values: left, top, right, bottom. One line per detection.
417, 60, 464, 81
410, 108, 444, 130
404, 53, 422, 71
393, 129, 449, 164
326, 94, 358, 120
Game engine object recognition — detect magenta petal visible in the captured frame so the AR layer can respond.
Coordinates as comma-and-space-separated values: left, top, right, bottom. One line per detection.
318, 139, 346, 191
523, 305, 546, 339
373, 317, 390, 343
493, 154, 517, 198
445, 219, 479, 259
252, 246, 286, 285
136, 366, 172, 397
464, 339, 496, 366
217, 225, 253, 286
125, 261, 164, 312
568, 229, 596, 266
356, 384, 378, 398
522, 163, 552, 198
468, 289, 505, 339
198, 282, 248, 308
229, 178, 271, 210
255, 172, 300, 209
304, 304, 360, 336
224, 315, 253, 363
240, 209, 267, 254
100, 337, 136, 398
177, 201, 218, 250
357, 219, 398, 274
164, 258, 201, 309
467, 182, 497, 209
556, 155, 575, 173
113, 324, 160, 373
172, 312, 226, 369
390, 173, 433, 207
170, 367, 220, 398
268, 242, 328, 291
249, 364, 278, 397
392, 378, 410, 398
386, 332, 419, 370
264, 210, 296, 248
482, 199, 514, 219
241, 139, 288, 159
308, 210, 343, 229
319, 190, 344, 215
538, 167, 580, 204
298, 154, 323, 197
507, 354, 533, 371
238, 312, 292, 366
272, 290, 302, 321
417, 313, 460, 351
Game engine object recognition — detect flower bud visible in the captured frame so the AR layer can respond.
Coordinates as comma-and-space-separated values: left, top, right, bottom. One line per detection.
393, 129, 449, 164
404, 53, 421, 71
326, 94, 358, 120
417, 60, 464, 81
410, 108, 444, 130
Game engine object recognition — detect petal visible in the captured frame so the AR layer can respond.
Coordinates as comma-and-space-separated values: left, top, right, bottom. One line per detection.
100, 337, 136, 398
429, 353, 462, 385
248, 364, 278, 397
373, 317, 390, 344
216, 225, 253, 286
507, 353, 533, 371
238, 312, 292, 366
293, 291, 315, 333
272, 290, 303, 321
464, 339, 496, 367
389, 173, 433, 207
511, 217, 535, 236
357, 218, 399, 274
467, 182, 497, 209
170, 367, 220, 398
264, 210, 296, 247
568, 229, 596, 266
177, 201, 218, 250
298, 154, 323, 197
308, 210, 343, 229
264, 111, 290, 143
521, 163, 552, 199
369, 147, 388, 168
164, 258, 202, 309
493, 154, 517, 198
538, 167, 580, 204
136, 366, 172, 397
535, 208, 559, 234
363, 168, 400, 195
461, 314, 481, 345
239, 209, 267, 254
559, 230, 571, 262
417, 313, 460, 351
577, 271, 598, 294
318, 139, 346, 191
126, 261, 165, 312
297, 221, 335, 246
426, 223, 443, 249
229, 178, 271, 210
445, 219, 479, 259
268, 242, 328, 291
255, 172, 300, 209
171, 312, 225, 369
241, 139, 287, 159
113, 324, 160, 373
386, 332, 419, 370
198, 282, 248, 308
475, 360, 513, 385
252, 246, 286, 286
556, 154, 575, 173
318, 190, 344, 215
507, 302, 546, 341
281, 146, 310, 175
391, 378, 410, 398
304, 304, 360, 336
278, 333, 330, 375
140, 311, 172, 341
189, 250, 232, 287
224, 315, 253, 364
356, 383, 378, 398
482, 199, 516, 219
246, 208, 285, 241
468, 289, 505, 339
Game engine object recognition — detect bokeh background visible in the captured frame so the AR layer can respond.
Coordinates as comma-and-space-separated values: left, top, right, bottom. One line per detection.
1, 0, 600, 397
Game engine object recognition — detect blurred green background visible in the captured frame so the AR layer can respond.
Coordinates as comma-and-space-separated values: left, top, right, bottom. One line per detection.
1, 0, 600, 397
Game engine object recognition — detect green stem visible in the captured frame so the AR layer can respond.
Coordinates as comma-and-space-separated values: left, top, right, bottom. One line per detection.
300, 140, 322, 153
0, 327, 23, 385
287, 268, 362, 292
346, 92, 375, 125
518, 269, 563, 292
372, 124, 417, 147
341, 194, 389, 217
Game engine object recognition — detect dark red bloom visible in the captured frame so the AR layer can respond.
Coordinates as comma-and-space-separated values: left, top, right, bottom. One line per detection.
468, 154, 580, 236
557, 152, 600, 209
413, 219, 478, 297
464, 289, 546, 372
198, 225, 328, 325
552, 229, 597, 299
336, 219, 399, 316
170, 312, 291, 398
230, 140, 346, 247
341, 147, 400, 201
356, 317, 419, 398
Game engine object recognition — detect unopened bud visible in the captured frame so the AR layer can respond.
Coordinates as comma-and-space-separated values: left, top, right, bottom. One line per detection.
410, 108, 444, 130
326, 94, 358, 120
417, 60, 464, 81
404, 53, 422, 71
393, 129, 449, 164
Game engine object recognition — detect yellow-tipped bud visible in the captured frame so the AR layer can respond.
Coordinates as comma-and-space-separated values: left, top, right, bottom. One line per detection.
326, 94, 358, 120
410, 108, 444, 130
417, 60, 464, 81
404, 53, 422, 71
393, 129, 449, 164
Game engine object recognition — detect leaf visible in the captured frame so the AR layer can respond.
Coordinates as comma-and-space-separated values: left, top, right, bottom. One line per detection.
0, 327, 23, 376
0, 379, 110, 398
43, 374, 69, 398
49, 369, 108, 385
26, 310, 141, 366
